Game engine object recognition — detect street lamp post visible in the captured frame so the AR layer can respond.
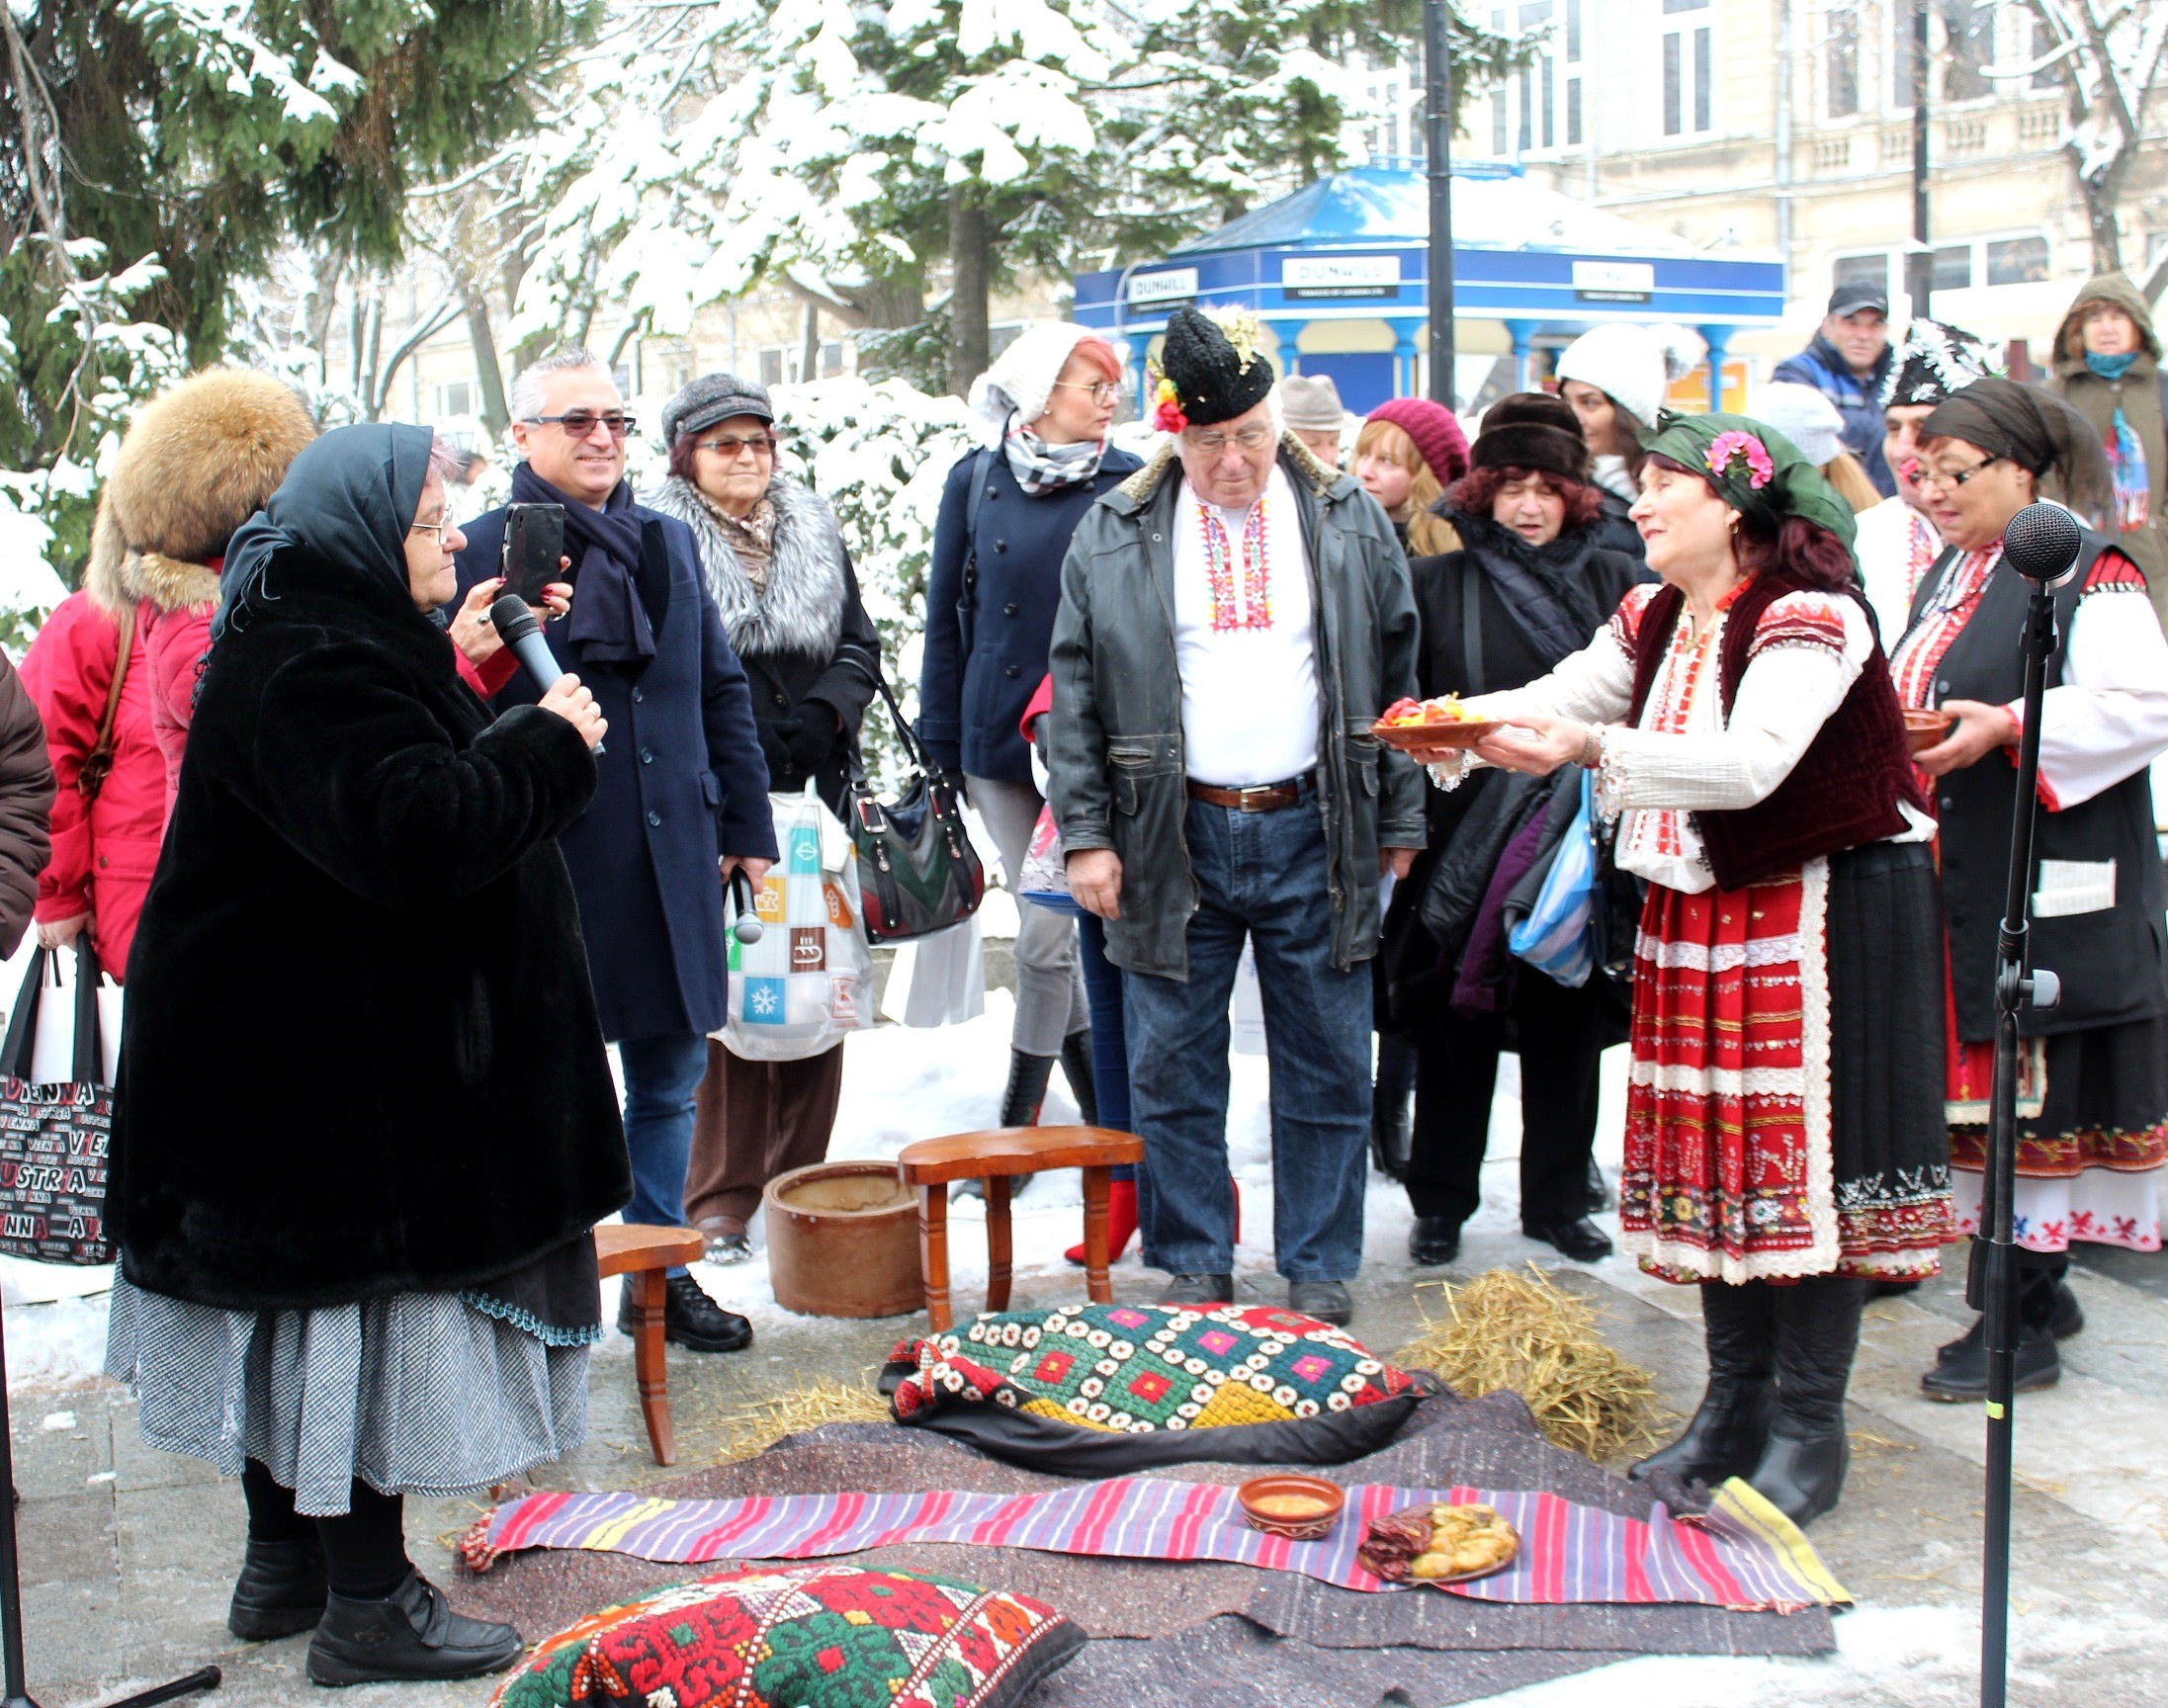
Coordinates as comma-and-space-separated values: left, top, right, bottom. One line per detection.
1423, 0, 1455, 407
1905, 0, 1933, 318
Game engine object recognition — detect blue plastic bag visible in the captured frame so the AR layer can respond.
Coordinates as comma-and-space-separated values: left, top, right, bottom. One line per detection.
1508, 769, 1598, 987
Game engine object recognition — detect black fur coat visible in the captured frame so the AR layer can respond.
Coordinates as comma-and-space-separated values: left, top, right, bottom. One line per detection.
110, 557, 632, 1311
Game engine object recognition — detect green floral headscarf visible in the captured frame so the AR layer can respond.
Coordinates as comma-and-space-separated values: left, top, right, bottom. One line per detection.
1642, 410, 1860, 552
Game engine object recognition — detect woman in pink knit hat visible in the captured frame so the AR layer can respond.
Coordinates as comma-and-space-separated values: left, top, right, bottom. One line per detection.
1355, 397, 1471, 558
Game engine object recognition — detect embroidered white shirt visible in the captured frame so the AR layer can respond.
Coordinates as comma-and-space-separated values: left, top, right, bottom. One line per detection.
1172, 463, 1322, 786
1853, 496, 1943, 644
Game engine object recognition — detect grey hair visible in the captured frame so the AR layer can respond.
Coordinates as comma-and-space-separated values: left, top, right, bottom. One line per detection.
508, 348, 611, 425
427, 437, 466, 485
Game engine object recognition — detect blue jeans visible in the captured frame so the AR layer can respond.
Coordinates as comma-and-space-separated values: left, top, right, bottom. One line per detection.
619, 1031, 711, 1277
1124, 787, 1373, 1282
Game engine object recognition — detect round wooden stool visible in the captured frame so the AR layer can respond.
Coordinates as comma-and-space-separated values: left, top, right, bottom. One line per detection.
894, 1126, 1144, 1331
595, 1224, 704, 1465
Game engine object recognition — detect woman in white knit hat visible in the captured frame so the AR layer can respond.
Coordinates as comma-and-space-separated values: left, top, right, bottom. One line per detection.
1752, 382, 1883, 513
1555, 325, 1672, 504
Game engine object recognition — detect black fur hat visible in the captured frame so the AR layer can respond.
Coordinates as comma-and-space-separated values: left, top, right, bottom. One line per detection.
1155, 307, 1275, 428
1468, 391, 1589, 483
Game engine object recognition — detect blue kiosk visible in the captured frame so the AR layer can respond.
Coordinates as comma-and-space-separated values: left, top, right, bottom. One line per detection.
1073, 164, 1787, 415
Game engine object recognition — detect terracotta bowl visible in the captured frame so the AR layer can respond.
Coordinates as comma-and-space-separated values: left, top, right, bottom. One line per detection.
763, 1160, 922, 1319
1904, 708, 1955, 753
1236, 1474, 1345, 1542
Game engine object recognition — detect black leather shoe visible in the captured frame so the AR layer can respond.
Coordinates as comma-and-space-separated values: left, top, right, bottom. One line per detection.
2048, 1278, 2084, 1339
1160, 1273, 1235, 1308
305, 1569, 522, 1686
1288, 1279, 1353, 1326
1868, 1277, 1921, 1299
228, 1536, 327, 1641
1369, 1086, 1414, 1179
1745, 1425, 1849, 1527
618, 1272, 753, 1353
1524, 1216, 1613, 1262
1629, 1378, 1776, 1487
1584, 1157, 1610, 1216
1921, 1317, 2060, 1401
1408, 1216, 1461, 1267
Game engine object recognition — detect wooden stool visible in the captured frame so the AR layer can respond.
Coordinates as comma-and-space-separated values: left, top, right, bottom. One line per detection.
895, 1126, 1145, 1331
594, 1224, 704, 1466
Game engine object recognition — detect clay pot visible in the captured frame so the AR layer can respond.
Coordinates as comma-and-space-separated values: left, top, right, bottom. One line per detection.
763, 1160, 923, 1319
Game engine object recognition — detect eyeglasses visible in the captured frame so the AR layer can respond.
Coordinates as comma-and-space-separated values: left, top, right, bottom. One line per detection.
697, 433, 776, 460
1053, 381, 1121, 406
1916, 455, 2002, 491
408, 518, 452, 543
527, 411, 636, 441
1184, 423, 1276, 454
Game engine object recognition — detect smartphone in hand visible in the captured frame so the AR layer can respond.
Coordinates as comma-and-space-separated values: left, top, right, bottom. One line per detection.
501, 503, 566, 603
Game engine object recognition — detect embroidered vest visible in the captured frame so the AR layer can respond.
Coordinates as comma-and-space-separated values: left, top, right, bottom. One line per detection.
1627, 572, 1921, 892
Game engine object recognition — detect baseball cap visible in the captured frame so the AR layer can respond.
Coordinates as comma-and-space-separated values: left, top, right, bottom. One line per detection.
1827, 284, 1889, 318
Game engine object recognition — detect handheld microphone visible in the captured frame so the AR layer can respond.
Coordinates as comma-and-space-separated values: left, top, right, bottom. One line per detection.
489, 593, 604, 755
728, 868, 763, 944
2001, 502, 2083, 587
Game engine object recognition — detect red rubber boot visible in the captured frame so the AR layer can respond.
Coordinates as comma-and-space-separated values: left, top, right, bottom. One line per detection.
1065, 1177, 1138, 1266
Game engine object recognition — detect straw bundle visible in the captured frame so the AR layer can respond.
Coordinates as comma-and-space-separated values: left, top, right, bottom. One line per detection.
1395, 1264, 1663, 1465
714, 1377, 892, 1465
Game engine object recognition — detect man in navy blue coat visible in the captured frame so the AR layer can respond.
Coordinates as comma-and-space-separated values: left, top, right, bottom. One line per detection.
456, 350, 777, 1354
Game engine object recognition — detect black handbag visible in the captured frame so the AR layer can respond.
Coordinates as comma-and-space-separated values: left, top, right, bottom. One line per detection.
0, 942, 113, 1264
845, 678, 986, 944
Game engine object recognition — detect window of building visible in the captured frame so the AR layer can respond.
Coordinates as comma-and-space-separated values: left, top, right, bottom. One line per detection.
822, 340, 844, 378
1827, 6, 1860, 119
1986, 235, 2049, 286
1663, 14, 1712, 137
1932, 243, 1972, 292
1834, 252, 1890, 297
759, 348, 785, 387
1943, 0, 1992, 101
436, 381, 472, 418
1566, 0, 1582, 59
1661, 0, 1707, 11
1567, 76, 1583, 144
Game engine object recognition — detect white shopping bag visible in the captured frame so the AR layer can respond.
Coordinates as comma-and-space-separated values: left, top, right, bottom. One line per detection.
880, 914, 987, 1028
720, 788, 875, 1062
8, 936, 123, 1085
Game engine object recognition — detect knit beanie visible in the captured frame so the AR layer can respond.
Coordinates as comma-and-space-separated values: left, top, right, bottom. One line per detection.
1554, 324, 1678, 432
1153, 307, 1276, 428
1277, 374, 1345, 432
1748, 382, 1847, 468
1468, 392, 1589, 483
970, 322, 1103, 435
1365, 397, 1470, 486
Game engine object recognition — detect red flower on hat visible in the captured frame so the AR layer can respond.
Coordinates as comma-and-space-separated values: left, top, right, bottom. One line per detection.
1706, 430, 1776, 489
1152, 377, 1187, 433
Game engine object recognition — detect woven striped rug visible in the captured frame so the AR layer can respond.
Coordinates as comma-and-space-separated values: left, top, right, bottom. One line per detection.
464, 1476, 1848, 1614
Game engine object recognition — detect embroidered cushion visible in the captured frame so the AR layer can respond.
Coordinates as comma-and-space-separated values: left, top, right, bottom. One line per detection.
882, 1303, 1427, 1474
488, 1563, 1083, 1708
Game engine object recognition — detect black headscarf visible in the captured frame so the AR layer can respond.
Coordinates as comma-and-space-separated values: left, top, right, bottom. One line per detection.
1922, 377, 2113, 525
213, 423, 434, 643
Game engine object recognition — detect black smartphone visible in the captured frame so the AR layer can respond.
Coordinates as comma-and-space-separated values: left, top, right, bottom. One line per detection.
500, 502, 565, 603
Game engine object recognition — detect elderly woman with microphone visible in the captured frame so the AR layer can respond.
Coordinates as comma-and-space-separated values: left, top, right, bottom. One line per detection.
106, 424, 624, 1687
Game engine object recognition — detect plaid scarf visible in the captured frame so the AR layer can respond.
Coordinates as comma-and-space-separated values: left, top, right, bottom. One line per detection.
1001, 416, 1106, 496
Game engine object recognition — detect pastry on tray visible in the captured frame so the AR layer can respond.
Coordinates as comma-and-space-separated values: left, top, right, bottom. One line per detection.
1356, 1500, 1520, 1585
1370, 696, 1499, 751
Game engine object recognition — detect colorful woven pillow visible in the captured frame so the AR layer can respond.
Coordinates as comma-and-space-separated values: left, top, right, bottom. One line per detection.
883, 1302, 1427, 1474
488, 1563, 1083, 1708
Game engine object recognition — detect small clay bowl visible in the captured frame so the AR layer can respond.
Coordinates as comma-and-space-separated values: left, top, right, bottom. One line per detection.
1904, 708, 1955, 754
1236, 1475, 1345, 1542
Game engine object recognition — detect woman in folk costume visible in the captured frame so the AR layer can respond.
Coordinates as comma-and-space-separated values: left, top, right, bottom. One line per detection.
1894, 378, 2168, 1402
1420, 413, 1950, 1526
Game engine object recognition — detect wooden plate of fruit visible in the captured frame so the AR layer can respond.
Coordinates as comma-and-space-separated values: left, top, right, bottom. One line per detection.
1372, 696, 1499, 753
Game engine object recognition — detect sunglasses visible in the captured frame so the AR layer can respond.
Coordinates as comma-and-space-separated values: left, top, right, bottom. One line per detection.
697, 433, 777, 459
527, 411, 636, 441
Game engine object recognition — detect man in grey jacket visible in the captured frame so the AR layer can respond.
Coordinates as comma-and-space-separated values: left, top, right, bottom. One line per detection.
1048, 306, 1425, 1326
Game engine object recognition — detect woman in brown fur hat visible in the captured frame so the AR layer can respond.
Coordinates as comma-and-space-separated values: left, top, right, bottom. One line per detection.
102, 369, 317, 810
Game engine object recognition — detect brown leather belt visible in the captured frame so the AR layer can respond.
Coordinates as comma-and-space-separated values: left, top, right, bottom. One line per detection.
1185, 773, 1310, 812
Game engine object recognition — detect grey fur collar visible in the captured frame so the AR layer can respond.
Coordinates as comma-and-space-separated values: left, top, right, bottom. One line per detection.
1114, 431, 1344, 507
647, 474, 848, 659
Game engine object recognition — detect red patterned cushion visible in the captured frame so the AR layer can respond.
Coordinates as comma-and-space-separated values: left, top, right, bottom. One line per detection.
489, 1563, 1083, 1708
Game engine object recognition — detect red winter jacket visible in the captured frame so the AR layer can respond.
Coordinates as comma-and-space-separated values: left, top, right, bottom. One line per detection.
19, 591, 165, 977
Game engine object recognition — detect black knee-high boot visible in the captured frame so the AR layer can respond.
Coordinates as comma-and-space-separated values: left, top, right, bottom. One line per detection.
1630, 1281, 1777, 1486
1746, 1275, 1865, 1526
229, 1459, 328, 1641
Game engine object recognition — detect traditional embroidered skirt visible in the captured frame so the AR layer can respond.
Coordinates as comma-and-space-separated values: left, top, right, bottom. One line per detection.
1946, 1012, 2168, 1252
1620, 842, 1951, 1283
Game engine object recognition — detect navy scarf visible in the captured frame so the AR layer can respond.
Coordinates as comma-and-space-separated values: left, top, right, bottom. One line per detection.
511, 462, 654, 665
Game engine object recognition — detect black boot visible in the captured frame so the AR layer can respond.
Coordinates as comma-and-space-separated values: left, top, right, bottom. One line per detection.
1583, 1156, 1610, 1216
1631, 1282, 1776, 1486
617, 1271, 753, 1353
1369, 1084, 1414, 1179
1060, 1031, 1099, 1127
957, 1051, 1058, 1200
1920, 1315, 2061, 1400
306, 1569, 523, 1686
228, 1535, 328, 1641
1745, 1276, 1865, 1526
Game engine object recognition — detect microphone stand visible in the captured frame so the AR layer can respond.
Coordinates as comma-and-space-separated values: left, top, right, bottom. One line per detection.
0, 1296, 220, 1708
1970, 570, 2061, 1708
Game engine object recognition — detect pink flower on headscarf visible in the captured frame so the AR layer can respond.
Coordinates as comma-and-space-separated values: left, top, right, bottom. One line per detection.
1706, 430, 1776, 489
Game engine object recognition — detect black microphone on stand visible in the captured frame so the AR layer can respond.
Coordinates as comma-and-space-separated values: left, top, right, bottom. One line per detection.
489, 594, 603, 755
1975, 500, 2079, 1708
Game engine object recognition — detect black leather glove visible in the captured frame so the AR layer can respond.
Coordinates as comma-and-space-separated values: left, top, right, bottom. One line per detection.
757, 718, 796, 779
782, 712, 832, 775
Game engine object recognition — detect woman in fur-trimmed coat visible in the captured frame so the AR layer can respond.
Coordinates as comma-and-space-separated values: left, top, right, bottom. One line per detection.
647, 375, 881, 1264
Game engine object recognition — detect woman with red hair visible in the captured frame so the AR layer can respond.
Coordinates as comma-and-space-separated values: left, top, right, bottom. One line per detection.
918, 325, 1143, 1143
1379, 394, 1646, 1270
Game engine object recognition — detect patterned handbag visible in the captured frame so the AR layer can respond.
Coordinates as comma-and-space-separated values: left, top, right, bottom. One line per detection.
844, 677, 986, 944
0, 943, 114, 1264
